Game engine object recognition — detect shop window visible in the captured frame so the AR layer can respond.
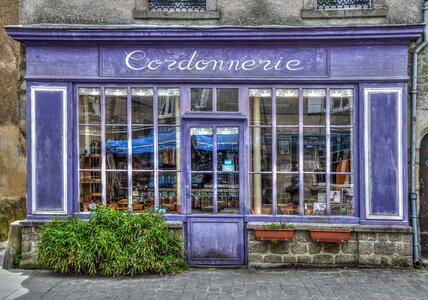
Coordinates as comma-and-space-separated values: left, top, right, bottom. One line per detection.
78, 87, 181, 214
249, 88, 354, 216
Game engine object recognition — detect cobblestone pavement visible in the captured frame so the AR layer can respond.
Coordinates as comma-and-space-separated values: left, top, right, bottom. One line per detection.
2, 264, 428, 300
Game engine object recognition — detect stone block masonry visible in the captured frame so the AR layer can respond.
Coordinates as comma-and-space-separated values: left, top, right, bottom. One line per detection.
247, 223, 413, 268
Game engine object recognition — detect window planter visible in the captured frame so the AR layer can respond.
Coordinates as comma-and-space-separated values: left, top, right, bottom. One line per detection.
254, 227, 295, 241
309, 228, 351, 243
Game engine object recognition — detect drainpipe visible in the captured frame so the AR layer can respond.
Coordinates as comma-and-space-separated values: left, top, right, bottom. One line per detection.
410, 0, 428, 268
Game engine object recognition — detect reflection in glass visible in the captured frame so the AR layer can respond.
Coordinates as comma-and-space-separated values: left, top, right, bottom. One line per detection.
277, 128, 299, 172
277, 173, 300, 215
191, 173, 213, 214
159, 126, 180, 170
106, 172, 128, 210
132, 172, 154, 212
217, 88, 239, 111
303, 89, 326, 125
105, 88, 127, 124
191, 88, 212, 111
330, 89, 353, 125
79, 171, 101, 212
158, 88, 180, 125
303, 127, 326, 172
249, 89, 272, 125
106, 126, 128, 169
191, 127, 213, 171
250, 127, 272, 172
159, 172, 181, 214
251, 174, 272, 214
217, 127, 239, 171
276, 89, 299, 125
79, 126, 101, 169
304, 173, 326, 215
331, 128, 353, 176
79, 88, 101, 124
330, 176, 354, 216
131, 88, 154, 124
218, 173, 239, 214
132, 126, 154, 170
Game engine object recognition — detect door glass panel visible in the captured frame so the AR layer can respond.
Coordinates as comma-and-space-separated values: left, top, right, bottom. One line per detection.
191, 173, 213, 214
218, 172, 239, 214
191, 88, 212, 111
217, 127, 239, 171
217, 88, 238, 111
191, 127, 213, 171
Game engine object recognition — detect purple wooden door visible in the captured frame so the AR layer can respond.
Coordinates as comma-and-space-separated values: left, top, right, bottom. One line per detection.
419, 134, 428, 258
184, 120, 246, 265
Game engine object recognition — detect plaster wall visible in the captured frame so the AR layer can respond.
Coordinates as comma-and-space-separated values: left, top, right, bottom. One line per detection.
0, 0, 26, 241
18, 0, 423, 26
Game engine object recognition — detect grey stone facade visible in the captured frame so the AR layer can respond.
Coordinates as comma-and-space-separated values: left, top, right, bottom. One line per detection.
247, 224, 414, 268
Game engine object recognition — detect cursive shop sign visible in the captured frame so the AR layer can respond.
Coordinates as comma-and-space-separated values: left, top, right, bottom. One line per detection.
100, 47, 328, 78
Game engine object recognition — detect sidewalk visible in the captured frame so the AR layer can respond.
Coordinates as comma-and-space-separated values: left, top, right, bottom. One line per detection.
1, 246, 428, 299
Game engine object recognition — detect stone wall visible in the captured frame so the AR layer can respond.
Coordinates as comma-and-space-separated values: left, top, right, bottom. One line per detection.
2, 220, 184, 269
248, 224, 413, 268
0, 0, 27, 241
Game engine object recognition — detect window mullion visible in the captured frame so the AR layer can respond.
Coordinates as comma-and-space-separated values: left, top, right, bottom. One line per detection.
272, 88, 277, 215
326, 88, 331, 216
154, 87, 159, 211
127, 86, 133, 212
298, 88, 304, 215
101, 87, 106, 206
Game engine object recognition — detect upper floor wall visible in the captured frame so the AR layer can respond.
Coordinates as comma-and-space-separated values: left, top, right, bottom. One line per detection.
19, 0, 423, 26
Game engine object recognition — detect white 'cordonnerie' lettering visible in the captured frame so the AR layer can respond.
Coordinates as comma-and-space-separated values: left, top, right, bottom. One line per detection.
125, 50, 304, 72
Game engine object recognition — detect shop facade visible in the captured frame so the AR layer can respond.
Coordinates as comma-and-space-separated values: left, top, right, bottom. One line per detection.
6, 25, 423, 267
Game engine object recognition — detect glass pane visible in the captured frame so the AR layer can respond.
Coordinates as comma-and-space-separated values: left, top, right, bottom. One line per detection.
331, 175, 354, 216
158, 88, 180, 125
191, 127, 213, 171
217, 127, 239, 171
159, 126, 180, 170
303, 89, 326, 125
132, 126, 154, 170
304, 173, 326, 216
250, 127, 272, 172
218, 173, 239, 214
106, 126, 128, 170
131, 88, 154, 125
132, 172, 154, 213
159, 172, 181, 214
250, 174, 272, 214
79, 126, 101, 169
303, 127, 326, 172
191, 88, 212, 111
217, 88, 238, 111
277, 128, 299, 172
79, 88, 101, 124
106, 172, 128, 210
191, 173, 213, 214
79, 171, 101, 212
277, 89, 299, 125
277, 173, 300, 215
105, 88, 127, 124
249, 89, 272, 125
331, 128, 353, 174
330, 89, 353, 126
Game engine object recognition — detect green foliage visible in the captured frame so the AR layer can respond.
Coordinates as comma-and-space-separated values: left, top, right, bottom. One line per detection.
37, 206, 187, 276
268, 222, 294, 230
13, 254, 21, 268
317, 0, 333, 6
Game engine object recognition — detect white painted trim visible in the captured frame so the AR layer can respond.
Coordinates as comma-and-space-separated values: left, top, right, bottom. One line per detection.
31, 86, 68, 215
364, 88, 403, 220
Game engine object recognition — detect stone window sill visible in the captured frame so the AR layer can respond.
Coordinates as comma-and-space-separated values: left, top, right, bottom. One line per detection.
133, 10, 220, 20
301, 8, 387, 19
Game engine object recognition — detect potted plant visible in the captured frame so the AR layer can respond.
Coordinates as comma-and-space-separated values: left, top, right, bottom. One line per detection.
309, 228, 351, 243
254, 223, 295, 241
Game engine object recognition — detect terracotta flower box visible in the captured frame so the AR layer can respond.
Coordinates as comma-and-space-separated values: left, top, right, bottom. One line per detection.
309, 228, 351, 243
254, 227, 295, 241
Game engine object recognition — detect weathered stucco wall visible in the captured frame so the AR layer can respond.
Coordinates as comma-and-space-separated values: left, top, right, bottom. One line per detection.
0, 0, 26, 241
18, 0, 423, 26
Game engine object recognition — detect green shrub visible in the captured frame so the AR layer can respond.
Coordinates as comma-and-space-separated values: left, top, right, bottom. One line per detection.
37, 206, 187, 276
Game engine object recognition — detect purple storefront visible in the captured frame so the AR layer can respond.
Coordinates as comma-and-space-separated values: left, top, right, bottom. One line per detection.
6, 25, 423, 266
